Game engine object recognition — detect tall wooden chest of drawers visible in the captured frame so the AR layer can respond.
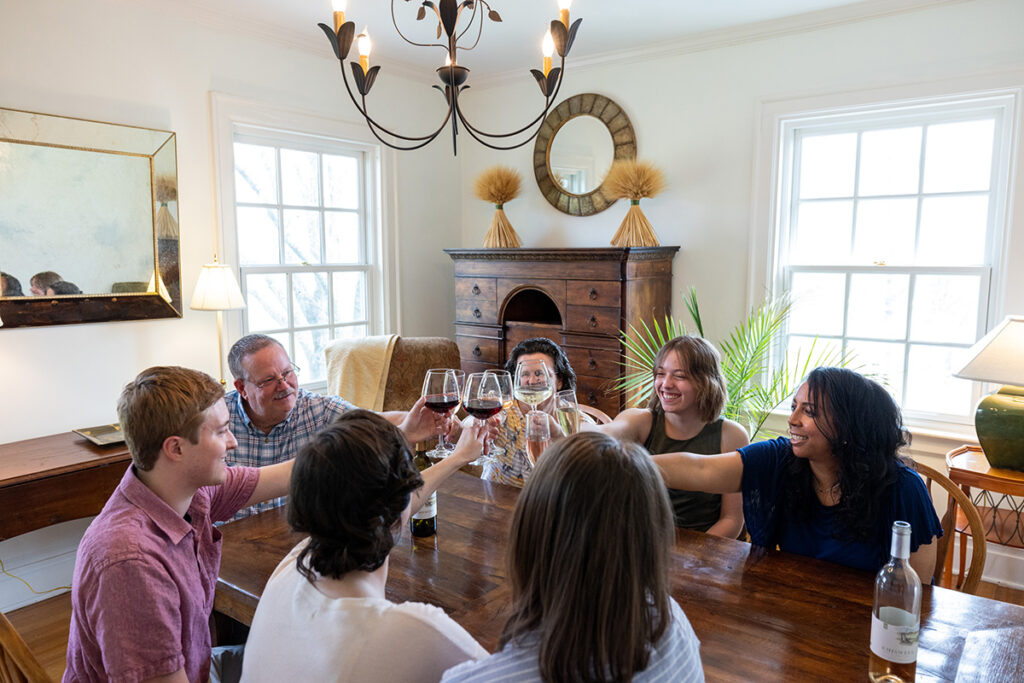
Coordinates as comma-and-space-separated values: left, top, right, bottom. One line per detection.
445, 247, 678, 417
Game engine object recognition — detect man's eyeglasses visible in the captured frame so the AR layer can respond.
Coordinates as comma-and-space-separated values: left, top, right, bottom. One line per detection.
250, 364, 300, 391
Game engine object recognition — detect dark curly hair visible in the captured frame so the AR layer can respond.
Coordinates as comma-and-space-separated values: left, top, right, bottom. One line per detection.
784, 367, 910, 544
504, 337, 576, 391
289, 410, 423, 581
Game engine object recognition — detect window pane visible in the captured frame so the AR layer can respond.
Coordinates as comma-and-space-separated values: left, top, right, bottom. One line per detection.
847, 273, 909, 340
292, 272, 329, 327
245, 273, 288, 330
267, 331, 291, 358
792, 201, 852, 265
790, 272, 845, 336
910, 274, 980, 345
846, 339, 905, 403
798, 133, 856, 199
332, 324, 368, 340
325, 211, 361, 263
237, 206, 280, 265
923, 119, 995, 194
323, 154, 359, 209
917, 195, 988, 265
283, 209, 321, 265
280, 149, 319, 207
853, 198, 917, 265
858, 127, 922, 196
904, 344, 973, 415
333, 272, 366, 323
786, 334, 844, 378
234, 143, 277, 203
294, 328, 329, 384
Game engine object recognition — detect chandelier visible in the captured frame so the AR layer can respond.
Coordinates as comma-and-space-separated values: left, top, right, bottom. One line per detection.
318, 0, 582, 155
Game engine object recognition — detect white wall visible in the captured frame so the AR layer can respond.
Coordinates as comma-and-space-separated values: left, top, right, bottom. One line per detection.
0, 0, 461, 444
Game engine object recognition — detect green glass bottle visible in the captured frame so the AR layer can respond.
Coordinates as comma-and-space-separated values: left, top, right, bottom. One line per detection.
410, 445, 437, 537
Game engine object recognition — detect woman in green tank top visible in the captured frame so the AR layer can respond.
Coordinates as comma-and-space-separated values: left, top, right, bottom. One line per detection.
594, 336, 749, 538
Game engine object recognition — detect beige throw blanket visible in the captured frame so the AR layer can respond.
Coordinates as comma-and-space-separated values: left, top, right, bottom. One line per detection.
324, 334, 398, 412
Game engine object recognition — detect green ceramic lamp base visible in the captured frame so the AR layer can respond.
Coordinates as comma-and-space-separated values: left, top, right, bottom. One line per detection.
975, 385, 1024, 472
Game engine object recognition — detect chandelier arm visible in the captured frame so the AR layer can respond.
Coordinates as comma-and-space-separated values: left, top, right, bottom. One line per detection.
452, 65, 565, 139
364, 114, 446, 151
337, 61, 453, 142
453, 97, 548, 150
390, 0, 447, 49
456, 0, 484, 51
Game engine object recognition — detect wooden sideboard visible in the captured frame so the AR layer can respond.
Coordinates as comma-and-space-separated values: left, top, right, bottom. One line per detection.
445, 247, 678, 416
0, 432, 131, 540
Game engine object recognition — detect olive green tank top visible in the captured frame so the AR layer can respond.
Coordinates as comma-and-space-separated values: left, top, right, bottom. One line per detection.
644, 412, 724, 532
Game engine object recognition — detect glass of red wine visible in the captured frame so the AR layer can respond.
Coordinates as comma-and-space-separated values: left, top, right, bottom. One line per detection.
462, 372, 505, 466
422, 368, 464, 459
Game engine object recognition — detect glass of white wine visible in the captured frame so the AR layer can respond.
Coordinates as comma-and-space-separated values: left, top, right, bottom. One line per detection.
524, 411, 550, 467
513, 359, 555, 416
554, 389, 580, 436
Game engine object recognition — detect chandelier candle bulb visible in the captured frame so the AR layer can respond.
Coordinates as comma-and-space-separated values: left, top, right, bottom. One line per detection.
542, 30, 554, 76
332, 0, 346, 32
357, 28, 371, 74
558, 0, 571, 28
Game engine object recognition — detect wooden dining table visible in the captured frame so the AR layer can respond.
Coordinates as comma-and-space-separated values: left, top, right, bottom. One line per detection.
216, 471, 1024, 682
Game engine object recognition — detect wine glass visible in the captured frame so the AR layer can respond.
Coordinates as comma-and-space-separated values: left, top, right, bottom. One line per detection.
513, 359, 555, 416
525, 411, 550, 467
554, 389, 580, 436
463, 372, 504, 466
422, 368, 464, 459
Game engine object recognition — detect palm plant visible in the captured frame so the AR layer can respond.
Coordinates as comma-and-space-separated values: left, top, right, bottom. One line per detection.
617, 287, 853, 439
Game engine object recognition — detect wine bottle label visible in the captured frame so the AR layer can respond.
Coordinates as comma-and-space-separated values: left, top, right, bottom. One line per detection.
412, 492, 437, 520
870, 611, 919, 664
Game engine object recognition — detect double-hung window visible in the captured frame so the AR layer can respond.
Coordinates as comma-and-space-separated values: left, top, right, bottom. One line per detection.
772, 93, 1015, 427
229, 126, 378, 388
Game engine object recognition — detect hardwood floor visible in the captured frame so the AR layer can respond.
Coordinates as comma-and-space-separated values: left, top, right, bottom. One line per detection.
5, 579, 1024, 682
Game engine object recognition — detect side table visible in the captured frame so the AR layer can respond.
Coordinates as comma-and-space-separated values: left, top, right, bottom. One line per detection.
945, 445, 1024, 587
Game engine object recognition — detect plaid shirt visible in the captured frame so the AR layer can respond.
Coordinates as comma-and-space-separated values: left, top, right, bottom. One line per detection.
226, 387, 356, 518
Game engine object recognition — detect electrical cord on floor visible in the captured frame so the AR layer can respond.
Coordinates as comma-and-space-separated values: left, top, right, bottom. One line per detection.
0, 554, 71, 594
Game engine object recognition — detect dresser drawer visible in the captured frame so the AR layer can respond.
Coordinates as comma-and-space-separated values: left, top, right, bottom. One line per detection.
574, 374, 620, 417
455, 277, 496, 301
566, 281, 621, 308
457, 336, 501, 365
565, 347, 620, 378
566, 305, 621, 336
456, 298, 498, 324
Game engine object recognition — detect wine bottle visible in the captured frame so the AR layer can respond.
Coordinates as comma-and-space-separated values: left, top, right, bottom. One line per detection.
410, 444, 437, 537
869, 521, 922, 683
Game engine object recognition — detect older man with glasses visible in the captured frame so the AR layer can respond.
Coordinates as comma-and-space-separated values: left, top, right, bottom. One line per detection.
225, 334, 443, 518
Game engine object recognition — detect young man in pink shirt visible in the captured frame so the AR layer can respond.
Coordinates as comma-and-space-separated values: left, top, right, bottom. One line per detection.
63, 366, 297, 682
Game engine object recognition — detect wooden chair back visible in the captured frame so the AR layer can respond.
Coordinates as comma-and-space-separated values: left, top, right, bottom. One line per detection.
914, 461, 987, 594
0, 609, 50, 683
578, 404, 612, 425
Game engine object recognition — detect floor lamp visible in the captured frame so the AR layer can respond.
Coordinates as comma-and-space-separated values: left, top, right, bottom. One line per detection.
190, 258, 246, 386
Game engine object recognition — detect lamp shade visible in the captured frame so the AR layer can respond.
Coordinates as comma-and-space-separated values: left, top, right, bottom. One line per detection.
954, 315, 1024, 387
190, 263, 246, 311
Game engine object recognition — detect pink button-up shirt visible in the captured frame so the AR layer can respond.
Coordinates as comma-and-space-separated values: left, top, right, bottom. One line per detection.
64, 464, 259, 682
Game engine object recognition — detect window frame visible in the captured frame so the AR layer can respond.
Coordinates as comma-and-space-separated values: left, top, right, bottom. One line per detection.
752, 86, 1019, 436
210, 94, 398, 392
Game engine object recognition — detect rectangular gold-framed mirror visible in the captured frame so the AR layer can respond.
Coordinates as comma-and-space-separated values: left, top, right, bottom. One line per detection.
0, 107, 181, 328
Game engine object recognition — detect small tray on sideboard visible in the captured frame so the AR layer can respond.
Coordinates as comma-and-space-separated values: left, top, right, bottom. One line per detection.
73, 423, 125, 446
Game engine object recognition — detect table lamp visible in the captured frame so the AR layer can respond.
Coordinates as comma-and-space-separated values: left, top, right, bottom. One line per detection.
190, 258, 246, 386
954, 315, 1024, 471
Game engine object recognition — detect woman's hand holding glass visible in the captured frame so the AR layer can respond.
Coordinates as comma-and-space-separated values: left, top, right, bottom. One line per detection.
421, 368, 465, 459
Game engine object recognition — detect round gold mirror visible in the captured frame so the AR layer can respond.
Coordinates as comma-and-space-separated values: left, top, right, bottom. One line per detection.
533, 93, 636, 216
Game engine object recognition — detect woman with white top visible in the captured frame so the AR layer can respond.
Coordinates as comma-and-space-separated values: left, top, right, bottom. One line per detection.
443, 432, 704, 683
241, 410, 488, 683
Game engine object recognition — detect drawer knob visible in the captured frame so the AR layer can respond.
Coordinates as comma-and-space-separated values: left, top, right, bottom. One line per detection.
588, 315, 598, 328
473, 345, 482, 357
472, 284, 481, 295
589, 288, 598, 300
473, 308, 482, 319
588, 358, 597, 370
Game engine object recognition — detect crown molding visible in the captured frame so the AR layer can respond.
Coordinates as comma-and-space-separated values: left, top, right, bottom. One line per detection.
473, 0, 974, 89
